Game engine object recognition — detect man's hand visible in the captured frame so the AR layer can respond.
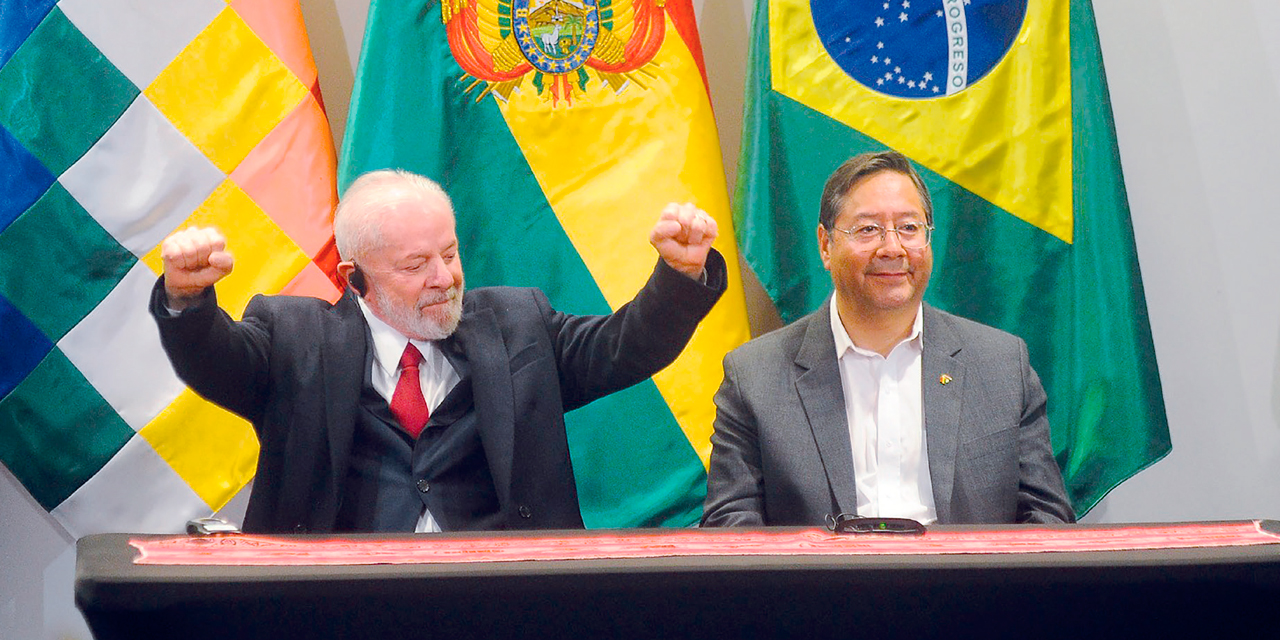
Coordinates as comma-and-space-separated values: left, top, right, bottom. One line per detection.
160, 226, 234, 311
649, 202, 718, 280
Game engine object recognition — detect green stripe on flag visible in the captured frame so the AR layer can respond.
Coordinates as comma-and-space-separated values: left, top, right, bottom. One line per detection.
339, 0, 706, 527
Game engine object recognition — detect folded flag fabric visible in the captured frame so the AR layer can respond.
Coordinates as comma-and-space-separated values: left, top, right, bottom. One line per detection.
340, 0, 752, 527
0, 0, 338, 538
735, 0, 1170, 513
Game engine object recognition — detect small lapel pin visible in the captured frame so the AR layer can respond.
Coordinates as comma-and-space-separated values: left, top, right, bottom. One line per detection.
939, 374, 952, 385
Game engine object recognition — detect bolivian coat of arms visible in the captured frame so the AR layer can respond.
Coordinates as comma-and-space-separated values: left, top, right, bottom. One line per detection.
441, 0, 668, 105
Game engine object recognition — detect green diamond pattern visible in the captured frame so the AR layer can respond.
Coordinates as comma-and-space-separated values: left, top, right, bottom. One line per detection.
0, 183, 136, 341
0, 7, 138, 176
0, 348, 134, 510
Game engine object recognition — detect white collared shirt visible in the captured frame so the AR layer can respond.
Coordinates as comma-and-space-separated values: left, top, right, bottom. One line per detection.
830, 301, 937, 524
356, 297, 461, 533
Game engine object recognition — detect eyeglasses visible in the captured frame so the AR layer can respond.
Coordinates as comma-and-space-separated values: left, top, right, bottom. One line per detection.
830, 221, 934, 249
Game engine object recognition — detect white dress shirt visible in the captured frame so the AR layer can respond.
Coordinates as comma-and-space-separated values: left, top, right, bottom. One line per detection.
830, 302, 937, 524
356, 297, 460, 533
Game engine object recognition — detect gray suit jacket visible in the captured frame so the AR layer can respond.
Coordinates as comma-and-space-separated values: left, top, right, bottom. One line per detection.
702, 302, 1074, 526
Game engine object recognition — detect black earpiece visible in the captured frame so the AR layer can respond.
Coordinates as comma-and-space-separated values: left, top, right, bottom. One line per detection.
349, 264, 368, 296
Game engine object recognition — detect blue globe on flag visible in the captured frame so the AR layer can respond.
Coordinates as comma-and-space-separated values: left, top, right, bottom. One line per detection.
810, 0, 1028, 99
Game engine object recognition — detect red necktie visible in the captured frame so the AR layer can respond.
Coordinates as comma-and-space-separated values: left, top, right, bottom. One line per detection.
390, 343, 430, 438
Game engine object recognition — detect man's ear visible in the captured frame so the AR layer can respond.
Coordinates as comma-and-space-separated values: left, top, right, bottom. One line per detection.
817, 224, 832, 271
336, 261, 366, 296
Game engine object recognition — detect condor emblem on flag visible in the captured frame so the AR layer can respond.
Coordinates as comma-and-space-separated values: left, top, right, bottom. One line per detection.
442, 0, 667, 104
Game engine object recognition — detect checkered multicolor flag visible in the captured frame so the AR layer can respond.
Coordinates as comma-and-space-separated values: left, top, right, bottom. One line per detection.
0, 0, 339, 538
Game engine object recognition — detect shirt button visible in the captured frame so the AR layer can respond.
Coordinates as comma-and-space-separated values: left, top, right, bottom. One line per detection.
416, 479, 430, 493
518, 505, 532, 519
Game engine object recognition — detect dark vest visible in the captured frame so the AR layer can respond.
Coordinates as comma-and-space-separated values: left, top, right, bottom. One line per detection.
335, 339, 502, 532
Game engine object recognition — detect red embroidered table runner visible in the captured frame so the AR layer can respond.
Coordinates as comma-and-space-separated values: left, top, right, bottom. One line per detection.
130, 521, 1280, 566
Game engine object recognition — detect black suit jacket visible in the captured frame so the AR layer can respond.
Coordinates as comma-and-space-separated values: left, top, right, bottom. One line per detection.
151, 253, 726, 533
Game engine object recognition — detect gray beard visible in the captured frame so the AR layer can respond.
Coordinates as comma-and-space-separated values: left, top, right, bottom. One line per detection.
370, 285, 464, 341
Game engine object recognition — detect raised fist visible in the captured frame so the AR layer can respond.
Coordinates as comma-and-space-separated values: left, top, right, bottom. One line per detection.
160, 226, 234, 309
649, 202, 718, 280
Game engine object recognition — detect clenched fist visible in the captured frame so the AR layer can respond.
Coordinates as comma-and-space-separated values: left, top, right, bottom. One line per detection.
160, 226, 234, 310
649, 202, 718, 280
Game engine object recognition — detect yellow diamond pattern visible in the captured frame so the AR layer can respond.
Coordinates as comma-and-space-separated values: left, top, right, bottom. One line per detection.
139, 388, 259, 511
771, 0, 1074, 243
144, 6, 308, 174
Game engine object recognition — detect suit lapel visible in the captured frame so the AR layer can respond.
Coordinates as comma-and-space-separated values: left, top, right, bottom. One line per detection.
322, 291, 371, 495
441, 306, 514, 508
922, 305, 965, 523
795, 302, 859, 517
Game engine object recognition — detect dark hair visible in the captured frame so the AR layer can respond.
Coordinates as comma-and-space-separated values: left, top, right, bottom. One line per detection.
818, 150, 933, 229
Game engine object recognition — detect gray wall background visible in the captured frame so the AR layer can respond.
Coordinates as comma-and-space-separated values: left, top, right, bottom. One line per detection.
4, 1, 1279, 637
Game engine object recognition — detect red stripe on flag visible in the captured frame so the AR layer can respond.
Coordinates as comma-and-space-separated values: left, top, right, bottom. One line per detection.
664, 0, 712, 96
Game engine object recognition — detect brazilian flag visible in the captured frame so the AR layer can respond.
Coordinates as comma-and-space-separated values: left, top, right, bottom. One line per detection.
735, 0, 1170, 514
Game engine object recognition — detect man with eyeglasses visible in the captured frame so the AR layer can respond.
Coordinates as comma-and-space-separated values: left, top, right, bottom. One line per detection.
151, 169, 727, 534
702, 151, 1074, 527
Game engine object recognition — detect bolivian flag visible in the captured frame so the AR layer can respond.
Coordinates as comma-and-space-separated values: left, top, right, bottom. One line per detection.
340, 0, 751, 527
735, 0, 1170, 514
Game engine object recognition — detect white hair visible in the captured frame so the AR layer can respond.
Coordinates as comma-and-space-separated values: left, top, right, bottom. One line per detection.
333, 169, 455, 262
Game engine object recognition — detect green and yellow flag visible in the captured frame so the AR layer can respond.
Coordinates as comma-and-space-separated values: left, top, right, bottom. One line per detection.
736, 0, 1170, 513
340, 0, 750, 527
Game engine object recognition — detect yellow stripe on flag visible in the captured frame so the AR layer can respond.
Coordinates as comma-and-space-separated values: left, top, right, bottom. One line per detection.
497, 18, 750, 464
771, 0, 1073, 242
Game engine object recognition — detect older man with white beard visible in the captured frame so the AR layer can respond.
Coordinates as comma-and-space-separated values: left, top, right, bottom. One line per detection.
151, 168, 727, 534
